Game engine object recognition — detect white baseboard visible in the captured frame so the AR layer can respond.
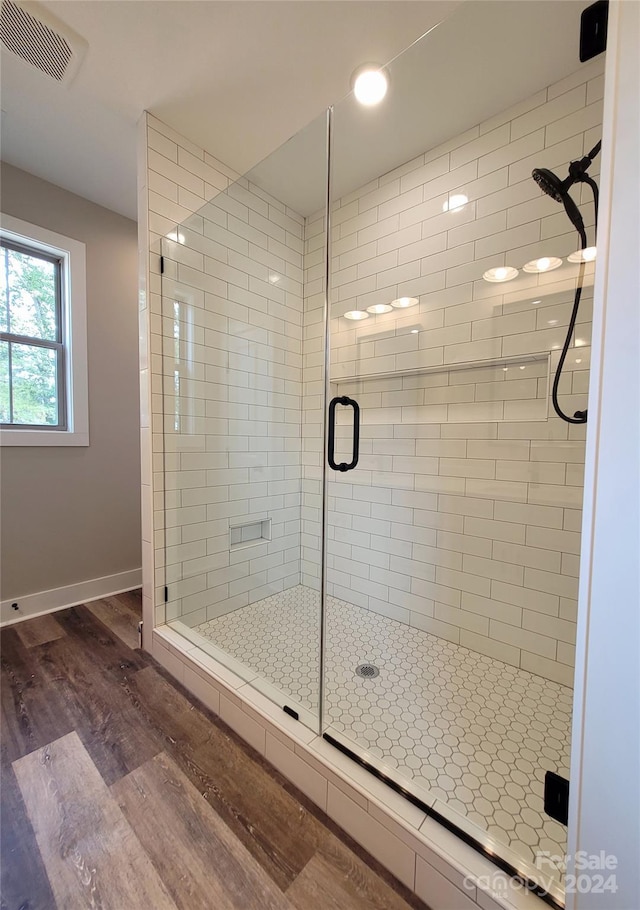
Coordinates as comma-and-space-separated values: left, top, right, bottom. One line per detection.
0, 568, 142, 626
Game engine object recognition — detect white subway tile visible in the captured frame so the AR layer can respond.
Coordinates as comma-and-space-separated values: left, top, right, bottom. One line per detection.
522, 610, 576, 645
496, 459, 565, 485
218, 694, 266, 754
520, 652, 574, 686
479, 129, 545, 177
400, 154, 450, 193
525, 525, 581, 555
490, 580, 559, 617
465, 478, 528, 503
461, 591, 522, 627
459, 630, 520, 668
265, 734, 327, 810
524, 567, 578, 599
464, 516, 526, 544
461, 554, 524, 586
326, 785, 417, 889
490, 501, 562, 532
511, 84, 586, 141
410, 612, 460, 643
493, 540, 561, 572
528, 483, 583, 509
415, 856, 478, 909
545, 101, 604, 147
489, 620, 556, 659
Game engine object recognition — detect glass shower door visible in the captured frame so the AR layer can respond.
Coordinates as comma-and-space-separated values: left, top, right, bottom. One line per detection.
322, 3, 601, 902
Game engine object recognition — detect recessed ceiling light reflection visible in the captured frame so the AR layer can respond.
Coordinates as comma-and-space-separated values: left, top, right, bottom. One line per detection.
548, 319, 559, 325
410, 329, 419, 334
442, 194, 468, 213
352, 66, 388, 106
366, 303, 393, 314
167, 230, 185, 244
344, 310, 369, 321
575, 338, 586, 347
268, 273, 281, 284
391, 296, 418, 309
531, 299, 542, 305
523, 256, 562, 273
483, 266, 519, 283
568, 246, 597, 263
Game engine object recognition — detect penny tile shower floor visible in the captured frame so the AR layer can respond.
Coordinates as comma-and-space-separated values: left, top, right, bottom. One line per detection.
193, 584, 571, 876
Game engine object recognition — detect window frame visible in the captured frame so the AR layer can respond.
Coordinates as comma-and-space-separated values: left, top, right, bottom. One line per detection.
0, 214, 88, 446
1, 237, 67, 430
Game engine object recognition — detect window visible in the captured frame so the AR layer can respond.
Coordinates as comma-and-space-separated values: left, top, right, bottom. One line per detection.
1, 239, 65, 428
0, 215, 88, 446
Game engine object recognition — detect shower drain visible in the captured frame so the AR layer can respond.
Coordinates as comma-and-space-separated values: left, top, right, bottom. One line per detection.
355, 664, 380, 679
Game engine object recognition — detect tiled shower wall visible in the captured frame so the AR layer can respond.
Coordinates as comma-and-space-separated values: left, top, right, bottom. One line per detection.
312, 57, 605, 687
140, 114, 305, 629
143, 55, 603, 685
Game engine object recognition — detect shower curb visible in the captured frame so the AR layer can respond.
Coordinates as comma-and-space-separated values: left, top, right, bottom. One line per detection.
152, 625, 560, 910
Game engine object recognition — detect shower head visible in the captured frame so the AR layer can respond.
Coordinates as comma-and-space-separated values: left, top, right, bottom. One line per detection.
531, 165, 586, 242
531, 141, 602, 244
532, 167, 568, 203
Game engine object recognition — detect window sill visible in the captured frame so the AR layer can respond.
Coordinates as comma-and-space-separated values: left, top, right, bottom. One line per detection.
0, 429, 89, 447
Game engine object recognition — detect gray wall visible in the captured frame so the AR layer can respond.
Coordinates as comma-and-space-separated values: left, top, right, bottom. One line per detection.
0, 163, 141, 598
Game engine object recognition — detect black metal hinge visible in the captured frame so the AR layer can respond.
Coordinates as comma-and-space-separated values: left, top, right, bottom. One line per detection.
160, 255, 165, 274
164, 586, 168, 602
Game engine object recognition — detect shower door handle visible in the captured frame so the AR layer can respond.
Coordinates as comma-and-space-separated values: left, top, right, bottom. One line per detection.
328, 396, 360, 472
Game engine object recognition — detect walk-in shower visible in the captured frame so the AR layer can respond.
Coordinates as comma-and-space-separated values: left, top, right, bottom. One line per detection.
156, 2, 604, 902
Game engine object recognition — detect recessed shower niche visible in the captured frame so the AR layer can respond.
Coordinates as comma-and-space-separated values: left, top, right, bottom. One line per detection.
157, 2, 603, 902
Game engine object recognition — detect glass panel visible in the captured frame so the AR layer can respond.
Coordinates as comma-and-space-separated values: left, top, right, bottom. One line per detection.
10, 342, 59, 426
1, 243, 59, 341
0, 250, 8, 334
161, 110, 328, 732
0, 341, 10, 422
325, 2, 602, 900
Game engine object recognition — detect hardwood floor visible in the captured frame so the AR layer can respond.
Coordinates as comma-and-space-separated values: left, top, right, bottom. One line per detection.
0, 592, 428, 910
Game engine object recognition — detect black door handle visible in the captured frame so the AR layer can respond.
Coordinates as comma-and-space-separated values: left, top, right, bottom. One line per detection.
328, 396, 360, 472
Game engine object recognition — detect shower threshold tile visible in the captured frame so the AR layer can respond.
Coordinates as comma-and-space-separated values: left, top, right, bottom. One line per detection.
185, 584, 572, 885
245, 675, 319, 733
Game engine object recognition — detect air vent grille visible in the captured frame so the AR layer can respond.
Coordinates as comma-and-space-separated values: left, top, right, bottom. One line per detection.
1, 0, 73, 81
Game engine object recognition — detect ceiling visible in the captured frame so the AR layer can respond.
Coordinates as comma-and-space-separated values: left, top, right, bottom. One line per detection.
0, 0, 460, 220
249, 1, 590, 216
1, 0, 590, 222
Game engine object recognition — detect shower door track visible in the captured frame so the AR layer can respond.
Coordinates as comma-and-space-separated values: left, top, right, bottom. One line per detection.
322, 732, 564, 910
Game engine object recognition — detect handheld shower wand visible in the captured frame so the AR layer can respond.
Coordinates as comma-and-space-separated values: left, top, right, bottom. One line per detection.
531, 141, 601, 424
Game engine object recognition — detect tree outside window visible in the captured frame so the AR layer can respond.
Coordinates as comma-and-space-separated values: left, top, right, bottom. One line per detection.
1, 240, 65, 428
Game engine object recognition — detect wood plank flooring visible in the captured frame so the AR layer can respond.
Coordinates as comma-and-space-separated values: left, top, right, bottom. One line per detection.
0, 592, 428, 910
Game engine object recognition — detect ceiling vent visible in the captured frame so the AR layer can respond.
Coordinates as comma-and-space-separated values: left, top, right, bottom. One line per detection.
0, 0, 87, 84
